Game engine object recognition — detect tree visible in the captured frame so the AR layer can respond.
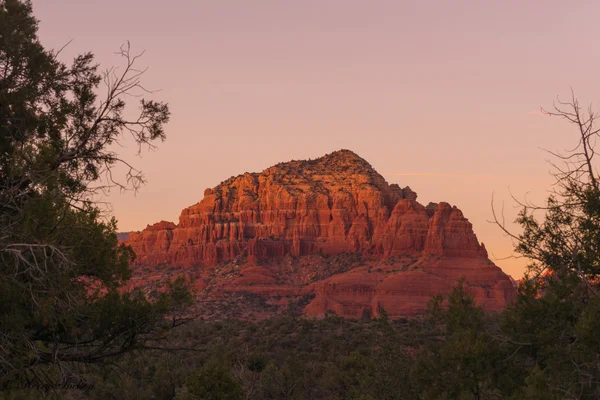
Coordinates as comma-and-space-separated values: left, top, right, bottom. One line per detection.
493, 91, 600, 398
176, 364, 243, 400
0, 0, 190, 388
411, 280, 511, 399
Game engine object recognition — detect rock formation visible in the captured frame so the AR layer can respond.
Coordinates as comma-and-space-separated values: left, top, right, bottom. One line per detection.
125, 150, 515, 318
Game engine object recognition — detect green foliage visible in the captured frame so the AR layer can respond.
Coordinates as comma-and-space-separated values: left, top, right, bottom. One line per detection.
247, 354, 268, 373
57, 316, 431, 399
177, 364, 243, 400
497, 96, 600, 397
0, 0, 190, 391
375, 306, 394, 336
413, 281, 512, 399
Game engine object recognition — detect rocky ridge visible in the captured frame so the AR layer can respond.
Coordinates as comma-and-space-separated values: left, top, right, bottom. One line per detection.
124, 150, 515, 319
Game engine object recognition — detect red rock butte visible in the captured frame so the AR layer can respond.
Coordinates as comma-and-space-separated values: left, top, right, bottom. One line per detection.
125, 149, 515, 319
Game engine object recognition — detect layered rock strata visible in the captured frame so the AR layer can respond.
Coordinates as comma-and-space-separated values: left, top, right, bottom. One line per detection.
125, 150, 515, 318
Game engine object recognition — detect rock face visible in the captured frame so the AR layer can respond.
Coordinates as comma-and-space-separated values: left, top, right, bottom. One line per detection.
125, 150, 515, 318
304, 257, 514, 319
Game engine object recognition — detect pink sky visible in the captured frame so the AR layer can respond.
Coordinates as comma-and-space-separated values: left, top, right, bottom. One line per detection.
34, 1, 600, 278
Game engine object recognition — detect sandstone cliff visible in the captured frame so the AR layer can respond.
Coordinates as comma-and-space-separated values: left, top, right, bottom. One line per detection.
125, 150, 515, 318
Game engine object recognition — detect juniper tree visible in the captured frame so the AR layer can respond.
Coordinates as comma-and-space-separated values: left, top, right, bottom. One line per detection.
0, 0, 190, 387
492, 91, 600, 398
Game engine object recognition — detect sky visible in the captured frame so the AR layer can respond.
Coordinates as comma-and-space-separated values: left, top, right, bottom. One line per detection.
33, 0, 600, 279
